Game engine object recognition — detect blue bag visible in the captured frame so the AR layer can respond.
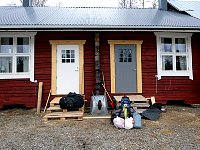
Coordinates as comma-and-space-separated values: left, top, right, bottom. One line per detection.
133, 112, 142, 128
120, 96, 132, 108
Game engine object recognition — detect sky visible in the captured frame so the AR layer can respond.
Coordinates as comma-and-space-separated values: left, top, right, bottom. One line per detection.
0, 0, 119, 7
0, 0, 155, 7
0, 0, 198, 7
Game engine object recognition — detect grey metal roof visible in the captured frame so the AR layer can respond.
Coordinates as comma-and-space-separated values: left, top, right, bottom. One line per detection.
168, 0, 200, 20
1, 6, 200, 30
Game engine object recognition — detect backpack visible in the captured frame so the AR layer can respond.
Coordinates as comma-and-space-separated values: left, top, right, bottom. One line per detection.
111, 107, 135, 122
112, 107, 136, 129
59, 92, 84, 109
120, 96, 132, 108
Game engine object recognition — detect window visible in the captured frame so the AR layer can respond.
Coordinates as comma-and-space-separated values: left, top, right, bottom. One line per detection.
61, 49, 75, 63
119, 49, 132, 62
0, 32, 36, 81
155, 32, 193, 80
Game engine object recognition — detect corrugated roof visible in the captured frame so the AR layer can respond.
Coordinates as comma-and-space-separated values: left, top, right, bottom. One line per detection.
0, 6, 200, 30
168, 0, 200, 20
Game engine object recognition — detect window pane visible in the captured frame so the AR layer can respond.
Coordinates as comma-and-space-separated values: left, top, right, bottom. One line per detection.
176, 56, 187, 70
62, 59, 65, 63
0, 57, 12, 73
175, 38, 186, 53
17, 37, 30, 53
71, 59, 75, 63
119, 49, 123, 62
162, 56, 173, 70
0, 37, 13, 53
17, 56, 29, 72
119, 49, 132, 62
67, 54, 70, 58
128, 49, 132, 62
161, 38, 172, 52
66, 59, 70, 63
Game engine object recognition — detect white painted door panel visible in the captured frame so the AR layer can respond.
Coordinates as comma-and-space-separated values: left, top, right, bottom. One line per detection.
56, 45, 79, 94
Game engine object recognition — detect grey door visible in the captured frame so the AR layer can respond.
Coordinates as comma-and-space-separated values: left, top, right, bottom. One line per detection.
115, 44, 137, 93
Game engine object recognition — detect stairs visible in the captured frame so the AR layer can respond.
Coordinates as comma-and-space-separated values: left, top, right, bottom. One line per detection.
43, 97, 84, 121
113, 95, 150, 114
43, 95, 151, 121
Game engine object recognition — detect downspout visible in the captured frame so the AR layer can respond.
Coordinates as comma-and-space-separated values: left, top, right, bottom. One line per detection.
158, 0, 168, 10
95, 32, 100, 95
23, 0, 32, 7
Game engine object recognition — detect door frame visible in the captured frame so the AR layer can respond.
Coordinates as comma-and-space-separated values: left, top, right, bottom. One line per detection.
108, 40, 143, 93
49, 40, 86, 95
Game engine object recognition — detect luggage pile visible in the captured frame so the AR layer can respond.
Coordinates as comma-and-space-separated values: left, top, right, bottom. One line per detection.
111, 96, 142, 129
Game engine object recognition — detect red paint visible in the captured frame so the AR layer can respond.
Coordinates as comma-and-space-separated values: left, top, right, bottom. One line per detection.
0, 31, 199, 108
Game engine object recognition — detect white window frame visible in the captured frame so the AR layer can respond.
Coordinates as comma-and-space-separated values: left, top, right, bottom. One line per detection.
155, 32, 193, 80
0, 32, 37, 82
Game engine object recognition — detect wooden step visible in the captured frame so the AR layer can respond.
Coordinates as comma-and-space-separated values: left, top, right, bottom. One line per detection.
114, 95, 149, 102
114, 95, 150, 114
46, 105, 84, 113
132, 103, 150, 107
133, 107, 149, 114
50, 96, 87, 107
43, 111, 84, 121
50, 97, 62, 107
83, 116, 111, 119
46, 106, 62, 113
45, 96, 85, 121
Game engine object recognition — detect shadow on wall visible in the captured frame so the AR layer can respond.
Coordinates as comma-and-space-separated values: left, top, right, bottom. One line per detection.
166, 100, 186, 106
0, 104, 27, 110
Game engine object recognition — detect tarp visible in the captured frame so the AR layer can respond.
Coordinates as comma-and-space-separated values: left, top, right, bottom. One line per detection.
142, 103, 163, 121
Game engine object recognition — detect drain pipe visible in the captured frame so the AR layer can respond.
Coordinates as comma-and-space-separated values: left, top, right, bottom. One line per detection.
90, 32, 109, 114
23, 0, 32, 7
95, 32, 100, 95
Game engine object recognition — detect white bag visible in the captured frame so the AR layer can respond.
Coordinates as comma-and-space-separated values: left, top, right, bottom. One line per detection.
124, 117, 134, 130
113, 116, 125, 129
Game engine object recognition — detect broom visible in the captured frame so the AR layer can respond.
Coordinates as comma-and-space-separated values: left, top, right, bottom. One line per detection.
43, 89, 51, 113
101, 72, 115, 109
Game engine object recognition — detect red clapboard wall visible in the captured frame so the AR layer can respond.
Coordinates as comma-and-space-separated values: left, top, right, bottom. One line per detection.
34, 31, 96, 106
0, 79, 38, 108
100, 32, 200, 104
0, 31, 199, 108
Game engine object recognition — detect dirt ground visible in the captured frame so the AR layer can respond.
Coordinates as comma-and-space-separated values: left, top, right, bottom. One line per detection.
0, 105, 200, 150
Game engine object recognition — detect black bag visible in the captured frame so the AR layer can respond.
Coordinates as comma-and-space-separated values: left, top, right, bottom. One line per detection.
59, 92, 84, 109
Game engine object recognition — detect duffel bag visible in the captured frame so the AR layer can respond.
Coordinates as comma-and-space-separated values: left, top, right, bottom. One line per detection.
59, 92, 84, 109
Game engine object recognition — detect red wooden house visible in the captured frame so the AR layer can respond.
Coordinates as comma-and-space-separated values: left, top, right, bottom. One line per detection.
0, 0, 200, 108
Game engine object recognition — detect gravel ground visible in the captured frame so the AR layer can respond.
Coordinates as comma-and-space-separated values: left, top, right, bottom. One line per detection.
0, 105, 200, 150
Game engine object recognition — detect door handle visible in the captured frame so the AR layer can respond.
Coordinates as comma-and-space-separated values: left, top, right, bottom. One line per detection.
75, 67, 79, 71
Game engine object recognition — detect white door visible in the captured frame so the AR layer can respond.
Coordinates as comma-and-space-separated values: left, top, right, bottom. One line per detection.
56, 45, 79, 94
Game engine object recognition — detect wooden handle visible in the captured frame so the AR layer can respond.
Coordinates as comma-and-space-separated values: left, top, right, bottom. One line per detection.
37, 82, 43, 114
43, 89, 51, 113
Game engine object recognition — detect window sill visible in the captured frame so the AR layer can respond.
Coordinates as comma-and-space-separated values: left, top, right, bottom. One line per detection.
158, 71, 193, 80
0, 74, 34, 82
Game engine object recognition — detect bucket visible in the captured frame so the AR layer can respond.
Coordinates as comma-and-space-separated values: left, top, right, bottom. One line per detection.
90, 95, 108, 115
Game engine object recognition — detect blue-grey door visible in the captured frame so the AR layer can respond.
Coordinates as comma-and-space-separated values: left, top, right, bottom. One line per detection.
115, 44, 137, 93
